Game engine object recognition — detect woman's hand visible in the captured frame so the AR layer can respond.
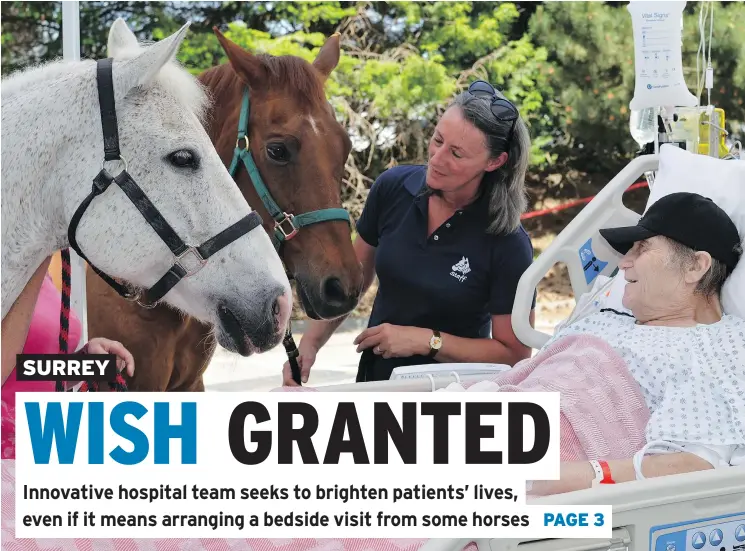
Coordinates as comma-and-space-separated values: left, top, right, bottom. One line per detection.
282, 338, 318, 386
354, 323, 429, 359
84, 338, 135, 378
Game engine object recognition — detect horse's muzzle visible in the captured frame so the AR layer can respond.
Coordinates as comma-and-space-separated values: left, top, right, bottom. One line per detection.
295, 274, 361, 320
216, 288, 290, 356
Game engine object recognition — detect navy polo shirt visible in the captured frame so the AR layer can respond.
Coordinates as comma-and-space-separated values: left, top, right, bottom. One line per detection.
355, 164, 536, 381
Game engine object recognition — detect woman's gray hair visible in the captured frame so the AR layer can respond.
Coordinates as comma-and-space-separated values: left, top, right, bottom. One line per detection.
665, 237, 729, 298
440, 91, 531, 235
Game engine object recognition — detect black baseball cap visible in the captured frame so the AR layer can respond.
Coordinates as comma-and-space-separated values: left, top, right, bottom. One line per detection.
599, 192, 742, 273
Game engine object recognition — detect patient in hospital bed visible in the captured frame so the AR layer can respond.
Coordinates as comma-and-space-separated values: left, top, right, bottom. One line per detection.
274, 191, 744, 496
467, 191, 745, 496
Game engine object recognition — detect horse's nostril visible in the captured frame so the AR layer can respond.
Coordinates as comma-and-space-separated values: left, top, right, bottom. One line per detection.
322, 277, 347, 305
272, 297, 281, 317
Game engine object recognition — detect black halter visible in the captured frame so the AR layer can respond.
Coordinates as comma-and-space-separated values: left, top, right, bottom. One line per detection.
68, 58, 263, 307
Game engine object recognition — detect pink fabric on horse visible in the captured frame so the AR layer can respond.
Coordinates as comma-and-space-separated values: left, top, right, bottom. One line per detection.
459, 334, 650, 461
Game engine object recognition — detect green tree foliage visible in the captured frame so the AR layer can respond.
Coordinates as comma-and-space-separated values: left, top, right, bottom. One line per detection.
528, 1, 745, 176
2, 0, 743, 210
166, 2, 555, 217
681, 2, 745, 125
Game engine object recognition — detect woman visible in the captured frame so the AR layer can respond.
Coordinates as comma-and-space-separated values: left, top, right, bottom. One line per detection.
283, 80, 536, 384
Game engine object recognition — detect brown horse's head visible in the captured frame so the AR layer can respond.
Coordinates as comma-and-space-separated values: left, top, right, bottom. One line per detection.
200, 29, 363, 320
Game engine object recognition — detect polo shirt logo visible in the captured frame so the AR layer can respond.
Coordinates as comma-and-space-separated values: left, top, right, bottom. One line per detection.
450, 256, 471, 283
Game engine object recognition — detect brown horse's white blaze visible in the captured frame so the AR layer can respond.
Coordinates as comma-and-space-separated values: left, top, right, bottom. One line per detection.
84, 26, 363, 391
307, 116, 320, 135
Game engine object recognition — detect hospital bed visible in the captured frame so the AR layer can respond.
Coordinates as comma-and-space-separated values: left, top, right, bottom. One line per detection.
313, 150, 745, 551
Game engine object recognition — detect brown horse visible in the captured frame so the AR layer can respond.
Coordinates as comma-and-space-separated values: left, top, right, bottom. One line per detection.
85, 30, 364, 391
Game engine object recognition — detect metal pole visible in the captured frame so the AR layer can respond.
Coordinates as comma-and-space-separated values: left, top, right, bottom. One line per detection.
62, 1, 89, 345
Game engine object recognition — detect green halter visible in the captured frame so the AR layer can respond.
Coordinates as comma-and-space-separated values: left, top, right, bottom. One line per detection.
227, 87, 352, 386
228, 88, 351, 250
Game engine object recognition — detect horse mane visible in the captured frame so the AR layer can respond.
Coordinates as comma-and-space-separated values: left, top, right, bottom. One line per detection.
1, 60, 85, 97
154, 61, 211, 124
257, 54, 327, 107
201, 53, 327, 110
1, 54, 210, 125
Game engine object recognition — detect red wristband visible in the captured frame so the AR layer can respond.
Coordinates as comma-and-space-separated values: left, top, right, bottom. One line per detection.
590, 459, 615, 486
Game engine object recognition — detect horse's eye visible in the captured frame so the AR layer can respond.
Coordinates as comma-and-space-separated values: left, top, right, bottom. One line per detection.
266, 143, 290, 164
168, 149, 198, 168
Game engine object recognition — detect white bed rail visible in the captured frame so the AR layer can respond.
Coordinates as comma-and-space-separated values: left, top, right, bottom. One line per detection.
419, 465, 745, 551
512, 155, 660, 350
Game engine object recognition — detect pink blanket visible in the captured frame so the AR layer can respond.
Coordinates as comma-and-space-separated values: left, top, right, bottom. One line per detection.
277, 334, 650, 461
458, 333, 650, 461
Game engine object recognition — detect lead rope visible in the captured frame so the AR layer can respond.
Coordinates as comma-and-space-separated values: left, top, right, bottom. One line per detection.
283, 326, 302, 384
282, 272, 303, 385
55, 249, 72, 392
56, 248, 128, 393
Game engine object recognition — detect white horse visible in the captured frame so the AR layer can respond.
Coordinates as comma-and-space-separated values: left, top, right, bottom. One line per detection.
1, 20, 292, 356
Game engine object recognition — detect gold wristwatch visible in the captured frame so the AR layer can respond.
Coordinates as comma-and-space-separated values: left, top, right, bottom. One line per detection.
427, 330, 442, 358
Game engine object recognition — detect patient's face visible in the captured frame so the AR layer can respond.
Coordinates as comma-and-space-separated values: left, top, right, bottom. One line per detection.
619, 237, 689, 321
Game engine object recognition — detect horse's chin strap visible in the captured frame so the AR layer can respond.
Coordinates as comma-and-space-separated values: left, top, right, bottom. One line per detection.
67, 58, 263, 310
227, 87, 355, 385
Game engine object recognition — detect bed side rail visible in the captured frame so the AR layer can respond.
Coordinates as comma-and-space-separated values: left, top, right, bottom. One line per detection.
418, 529, 631, 551
512, 155, 660, 350
419, 465, 745, 551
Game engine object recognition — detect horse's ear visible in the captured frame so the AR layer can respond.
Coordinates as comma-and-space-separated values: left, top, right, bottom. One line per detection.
107, 18, 139, 58
113, 22, 190, 99
213, 27, 267, 87
312, 33, 341, 81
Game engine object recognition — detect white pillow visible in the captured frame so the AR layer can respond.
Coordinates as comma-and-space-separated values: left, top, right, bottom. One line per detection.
606, 145, 745, 318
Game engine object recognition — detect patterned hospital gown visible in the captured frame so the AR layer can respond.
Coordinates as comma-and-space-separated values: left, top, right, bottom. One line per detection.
547, 310, 745, 467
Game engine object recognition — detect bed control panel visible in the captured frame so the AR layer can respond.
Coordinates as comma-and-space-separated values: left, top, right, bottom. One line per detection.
652, 514, 745, 551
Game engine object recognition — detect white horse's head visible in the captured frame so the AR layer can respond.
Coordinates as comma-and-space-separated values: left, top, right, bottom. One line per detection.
72, 19, 292, 355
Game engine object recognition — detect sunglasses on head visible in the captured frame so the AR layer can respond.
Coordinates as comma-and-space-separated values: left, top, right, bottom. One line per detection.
467, 80, 519, 149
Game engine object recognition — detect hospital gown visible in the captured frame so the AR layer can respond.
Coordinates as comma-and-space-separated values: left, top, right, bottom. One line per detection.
546, 311, 745, 468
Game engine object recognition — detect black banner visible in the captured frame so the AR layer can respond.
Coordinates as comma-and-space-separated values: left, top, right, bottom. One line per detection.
16, 354, 118, 382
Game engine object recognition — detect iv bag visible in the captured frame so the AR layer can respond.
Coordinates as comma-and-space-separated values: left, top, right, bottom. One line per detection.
629, 107, 657, 148
628, 1, 697, 110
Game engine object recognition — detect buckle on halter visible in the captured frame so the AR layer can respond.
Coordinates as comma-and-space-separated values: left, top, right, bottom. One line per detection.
121, 285, 158, 309
236, 136, 250, 151
101, 156, 128, 175
175, 247, 207, 277
276, 213, 299, 240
